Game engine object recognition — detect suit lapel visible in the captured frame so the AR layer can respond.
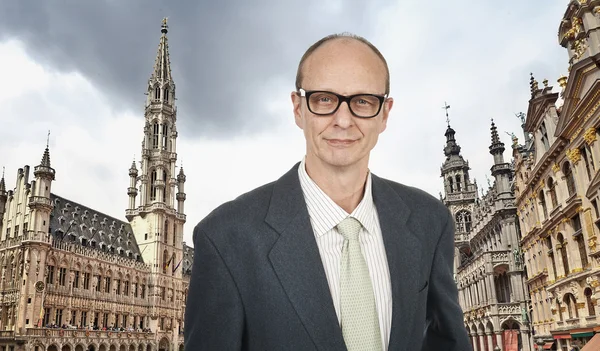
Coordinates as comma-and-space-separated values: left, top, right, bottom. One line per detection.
266, 163, 346, 351
372, 175, 422, 351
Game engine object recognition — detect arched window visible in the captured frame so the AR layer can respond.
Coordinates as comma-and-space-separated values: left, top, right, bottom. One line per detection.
557, 234, 570, 276
563, 162, 576, 197
564, 293, 579, 319
548, 177, 558, 208
539, 190, 548, 219
455, 210, 472, 233
154, 86, 160, 100
151, 170, 158, 201
577, 231, 589, 268
163, 170, 168, 202
152, 122, 159, 149
161, 123, 168, 150
455, 175, 462, 192
163, 250, 169, 274
164, 87, 170, 103
585, 288, 595, 316
448, 177, 454, 193
164, 220, 169, 244
546, 237, 558, 279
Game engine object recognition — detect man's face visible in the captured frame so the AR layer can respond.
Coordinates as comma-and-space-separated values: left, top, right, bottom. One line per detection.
291, 38, 393, 170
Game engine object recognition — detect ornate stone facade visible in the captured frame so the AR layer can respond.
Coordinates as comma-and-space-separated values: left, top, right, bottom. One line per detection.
442, 120, 531, 351
514, 2, 600, 350
0, 19, 193, 351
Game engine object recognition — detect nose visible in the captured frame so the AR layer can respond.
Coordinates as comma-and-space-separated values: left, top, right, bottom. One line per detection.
332, 101, 354, 129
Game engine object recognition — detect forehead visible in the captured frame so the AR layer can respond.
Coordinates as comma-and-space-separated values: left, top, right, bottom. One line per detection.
301, 38, 387, 94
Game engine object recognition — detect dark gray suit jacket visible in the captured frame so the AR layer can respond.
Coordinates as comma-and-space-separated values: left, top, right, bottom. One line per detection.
184, 163, 470, 351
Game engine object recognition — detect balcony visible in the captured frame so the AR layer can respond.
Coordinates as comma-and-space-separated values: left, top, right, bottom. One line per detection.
497, 302, 522, 316
0, 331, 14, 338
25, 328, 155, 341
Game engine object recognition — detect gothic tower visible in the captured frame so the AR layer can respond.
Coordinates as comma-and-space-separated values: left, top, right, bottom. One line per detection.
440, 120, 478, 270
28, 143, 55, 240
0, 168, 7, 236
125, 18, 187, 332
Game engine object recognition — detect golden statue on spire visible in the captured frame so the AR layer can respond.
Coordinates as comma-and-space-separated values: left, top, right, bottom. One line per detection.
162, 17, 168, 26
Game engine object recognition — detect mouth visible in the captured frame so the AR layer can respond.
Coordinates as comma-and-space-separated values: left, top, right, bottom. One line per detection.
325, 139, 358, 147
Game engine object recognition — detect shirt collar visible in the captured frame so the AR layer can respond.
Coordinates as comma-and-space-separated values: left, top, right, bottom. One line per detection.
298, 157, 377, 237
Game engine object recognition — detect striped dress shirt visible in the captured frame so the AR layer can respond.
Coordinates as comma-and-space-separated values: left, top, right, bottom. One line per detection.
298, 158, 393, 350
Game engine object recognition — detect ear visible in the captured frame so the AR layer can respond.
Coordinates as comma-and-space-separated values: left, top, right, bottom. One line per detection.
291, 91, 304, 129
379, 97, 393, 133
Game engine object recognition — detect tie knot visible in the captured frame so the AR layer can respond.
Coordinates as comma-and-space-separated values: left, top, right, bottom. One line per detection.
336, 217, 362, 241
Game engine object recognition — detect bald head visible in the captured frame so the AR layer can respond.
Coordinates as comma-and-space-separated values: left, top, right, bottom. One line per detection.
295, 33, 390, 94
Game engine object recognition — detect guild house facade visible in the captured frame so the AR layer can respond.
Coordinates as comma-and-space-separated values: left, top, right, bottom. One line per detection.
0, 19, 194, 351
513, 1, 600, 350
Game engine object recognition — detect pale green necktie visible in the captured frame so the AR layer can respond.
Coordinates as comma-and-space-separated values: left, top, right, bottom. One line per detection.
337, 217, 383, 351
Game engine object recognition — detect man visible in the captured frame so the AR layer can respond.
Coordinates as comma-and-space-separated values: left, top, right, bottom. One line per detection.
184, 33, 470, 351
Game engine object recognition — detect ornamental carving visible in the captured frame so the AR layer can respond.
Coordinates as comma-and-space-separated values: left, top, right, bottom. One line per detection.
590, 236, 598, 251
552, 163, 560, 173
594, 6, 600, 16
564, 17, 583, 41
572, 38, 588, 61
584, 127, 597, 145
567, 148, 582, 164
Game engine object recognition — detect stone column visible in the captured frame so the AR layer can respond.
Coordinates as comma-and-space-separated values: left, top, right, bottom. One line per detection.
487, 274, 497, 303
486, 332, 494, 351
472, 333, 480, 351
495, 332, 503, 351
522, 329, 532, 351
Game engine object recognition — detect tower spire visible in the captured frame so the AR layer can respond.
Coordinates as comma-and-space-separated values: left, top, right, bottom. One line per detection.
0, 166, 5, 193
152, 18, 172, 82
40, 131, 52, 168
442, 102, 451, 127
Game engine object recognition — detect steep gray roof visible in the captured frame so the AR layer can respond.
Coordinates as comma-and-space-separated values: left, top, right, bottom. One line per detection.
49, 194, 143, 262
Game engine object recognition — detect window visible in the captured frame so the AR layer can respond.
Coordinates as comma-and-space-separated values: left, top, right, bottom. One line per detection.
43, 308, 51, 326
55, 309, 63, 326
455, 175, 462, 192
104, 277, 111, 293
154, 86, 160, 100
540, 121, 550, 151
115, 279, 121, 295
73, 271, 80, 288
124, 281, 130, 296
448, 177, 454, 193
95, 275, 102, 292
165, 220, 169, 244
164, 87, 169, 103
71, 310, 76, 325
46, 265, 55, 285
581, 145, 595, 181
455, 210, 472, 233
14, 225, 19, 236
152, 122, 159, 149
547, 237, 558, 279
563, 162, 576, 197
163, 170, 167, 202
141, 284, 146, 298
585, 288, 596, 316
162, 123, 168, 150
151, 170, 158, 201
558, 234, 570, 276
539, 190, 548, 219
102, 313, 109, 328
58, 267, 67, 286
80, 311, 87, 327
83, 272, 90, 290
564, 293, 579, 319
548, 177, 558, 208
133, 283, 138, 297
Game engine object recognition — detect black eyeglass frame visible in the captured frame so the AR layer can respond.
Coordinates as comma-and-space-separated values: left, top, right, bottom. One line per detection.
296, 88, 388, 118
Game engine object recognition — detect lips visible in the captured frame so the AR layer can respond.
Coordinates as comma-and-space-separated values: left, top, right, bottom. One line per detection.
326, 139, 357, 147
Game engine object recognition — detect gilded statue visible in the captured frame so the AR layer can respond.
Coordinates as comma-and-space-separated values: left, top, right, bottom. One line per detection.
563, 17, 583, 41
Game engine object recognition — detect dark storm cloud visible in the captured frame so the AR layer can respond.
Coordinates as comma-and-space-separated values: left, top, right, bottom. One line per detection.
0, 0, 382, 139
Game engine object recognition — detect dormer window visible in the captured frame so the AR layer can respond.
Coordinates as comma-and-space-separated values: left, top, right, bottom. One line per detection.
540, 121, 550, 151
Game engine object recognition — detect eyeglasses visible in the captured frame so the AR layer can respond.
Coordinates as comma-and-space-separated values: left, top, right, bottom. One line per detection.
297, 88, 387, 118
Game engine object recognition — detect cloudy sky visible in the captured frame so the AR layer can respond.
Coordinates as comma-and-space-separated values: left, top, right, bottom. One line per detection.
0, 1, 569, 246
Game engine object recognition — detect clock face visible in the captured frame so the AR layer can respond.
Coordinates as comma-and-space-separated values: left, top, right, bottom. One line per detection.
35, 281, 45, 293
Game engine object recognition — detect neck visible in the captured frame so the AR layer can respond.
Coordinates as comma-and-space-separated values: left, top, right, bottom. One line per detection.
304, 154, 369, 213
